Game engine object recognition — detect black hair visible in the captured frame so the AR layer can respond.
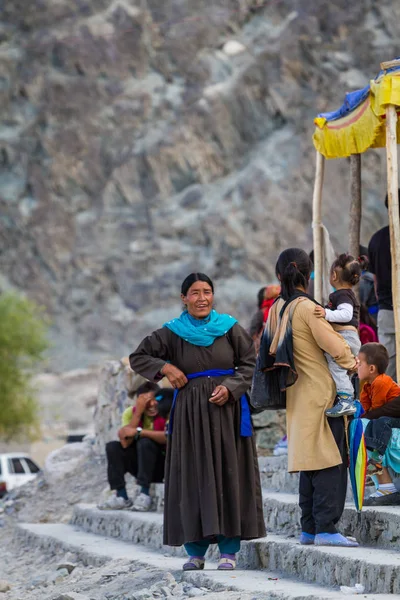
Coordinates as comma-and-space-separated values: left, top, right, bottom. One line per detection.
360, 342, 389, 375
385, 189, 400, 209
181, 273, 214, 296
331, 253, 365, 286
275, 248, 312, 301
309, 250, 314, 266
257, 287, 266, 309
155, 388, 174, 419
358, 245, 369, 271
136, 381, 160, 396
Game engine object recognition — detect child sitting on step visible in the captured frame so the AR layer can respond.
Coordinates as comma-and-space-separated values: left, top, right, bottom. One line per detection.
314, 253, 362, 418
358, 342, 400, 481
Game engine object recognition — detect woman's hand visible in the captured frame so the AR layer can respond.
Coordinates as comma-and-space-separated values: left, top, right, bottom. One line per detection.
161, 363, 188, 389
209, 385, 230, 406
314, 305, 326, 318
349, 355, 360, 373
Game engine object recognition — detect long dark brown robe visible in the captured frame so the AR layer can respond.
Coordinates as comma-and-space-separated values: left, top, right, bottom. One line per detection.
129, 323, 266, 546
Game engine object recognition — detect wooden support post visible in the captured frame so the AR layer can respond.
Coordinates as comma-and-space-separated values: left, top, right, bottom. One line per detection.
312, 151, 325, 304
349, 154, 362, 259
349, 154, 362, 301
385, 105, 400, 381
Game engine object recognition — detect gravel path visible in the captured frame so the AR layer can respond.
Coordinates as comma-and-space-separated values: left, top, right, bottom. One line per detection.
0, 453, 260, 600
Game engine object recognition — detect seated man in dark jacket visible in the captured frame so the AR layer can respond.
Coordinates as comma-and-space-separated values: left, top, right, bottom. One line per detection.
99, 383, 172, 511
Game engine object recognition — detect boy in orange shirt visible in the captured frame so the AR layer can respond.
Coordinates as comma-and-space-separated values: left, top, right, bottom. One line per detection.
359, 343, 400, 413
358, 343, 400, 486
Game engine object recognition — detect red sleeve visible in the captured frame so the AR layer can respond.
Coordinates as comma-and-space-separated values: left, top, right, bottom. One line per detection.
360, 386, 371, 413
370, 376, 392, 409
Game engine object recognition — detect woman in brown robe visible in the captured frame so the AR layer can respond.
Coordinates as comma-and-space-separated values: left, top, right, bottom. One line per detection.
129, 272, 265, 571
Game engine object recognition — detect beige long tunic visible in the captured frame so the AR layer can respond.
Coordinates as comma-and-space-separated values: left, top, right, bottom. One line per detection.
286, 299, 357, 473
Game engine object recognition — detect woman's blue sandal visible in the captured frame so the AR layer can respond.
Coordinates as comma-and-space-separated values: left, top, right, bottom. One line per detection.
182, 557, 205, 571
217, 554, 236, 570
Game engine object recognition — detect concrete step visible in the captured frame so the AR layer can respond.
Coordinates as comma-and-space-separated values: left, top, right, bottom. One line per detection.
258, 455, 299, 493
16, 522, 396, 600
263, 492, 400, 550
127, 483, 396, 550
71, 504, 400, 593
259, 460, 356, 502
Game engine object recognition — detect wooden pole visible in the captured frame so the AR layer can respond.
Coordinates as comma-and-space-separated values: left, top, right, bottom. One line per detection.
349, 154, 362, 259
312, 151, 325, 304
385, 105, 400, 381
349, 154, 362, 301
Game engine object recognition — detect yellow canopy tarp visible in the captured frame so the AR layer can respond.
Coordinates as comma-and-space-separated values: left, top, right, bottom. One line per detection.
313, 71, 400, 159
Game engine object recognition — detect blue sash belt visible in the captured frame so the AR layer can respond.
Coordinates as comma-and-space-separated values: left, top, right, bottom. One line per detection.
168, 369, 252, 437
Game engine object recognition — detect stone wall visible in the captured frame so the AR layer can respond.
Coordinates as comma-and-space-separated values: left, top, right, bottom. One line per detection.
252, 410, 286, 451
94, 359, 147, 453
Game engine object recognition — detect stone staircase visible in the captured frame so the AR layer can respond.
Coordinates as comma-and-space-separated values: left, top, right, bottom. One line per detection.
17, 455, 400, 598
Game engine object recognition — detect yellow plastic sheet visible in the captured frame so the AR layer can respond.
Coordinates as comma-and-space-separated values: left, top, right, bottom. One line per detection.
313, 72, 400, 159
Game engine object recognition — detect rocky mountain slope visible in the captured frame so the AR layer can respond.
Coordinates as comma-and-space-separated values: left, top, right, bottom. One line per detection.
1, 0, 399, 368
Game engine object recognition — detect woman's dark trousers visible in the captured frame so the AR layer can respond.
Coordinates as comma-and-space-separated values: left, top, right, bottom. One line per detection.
364, 417, 400, 455
299, 417, 347, 534
106, 438, 165, 490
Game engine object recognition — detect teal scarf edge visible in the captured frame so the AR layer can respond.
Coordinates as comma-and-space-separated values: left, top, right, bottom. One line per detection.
163, 309, 238, 347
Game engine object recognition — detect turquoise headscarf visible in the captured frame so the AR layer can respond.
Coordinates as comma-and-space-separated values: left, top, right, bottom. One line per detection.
163, 309, 237, 347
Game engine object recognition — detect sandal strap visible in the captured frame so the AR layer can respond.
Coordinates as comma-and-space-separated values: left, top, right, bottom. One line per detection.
183, 558, 204, 569
218, 557, 236, 568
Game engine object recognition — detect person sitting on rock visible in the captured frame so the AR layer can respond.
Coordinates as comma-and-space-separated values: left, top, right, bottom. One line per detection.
99, 382, 169, 512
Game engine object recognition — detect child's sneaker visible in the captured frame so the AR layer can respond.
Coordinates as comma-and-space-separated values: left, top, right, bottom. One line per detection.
325, 396, 357, 418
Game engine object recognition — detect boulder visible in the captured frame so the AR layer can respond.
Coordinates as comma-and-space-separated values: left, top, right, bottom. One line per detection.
0, 581, 11, 593
44, 443, 92, 483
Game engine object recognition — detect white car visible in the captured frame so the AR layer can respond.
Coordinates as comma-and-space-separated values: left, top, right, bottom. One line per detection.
0, 453, 40, 497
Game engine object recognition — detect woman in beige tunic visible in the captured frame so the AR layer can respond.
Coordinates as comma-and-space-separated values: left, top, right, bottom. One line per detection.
273, 248, 358, 547
129, 273, 265, 570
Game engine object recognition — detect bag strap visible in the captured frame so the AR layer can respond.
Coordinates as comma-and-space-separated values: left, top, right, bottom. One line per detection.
279, 292, 320, 319
226, 326, 238, 368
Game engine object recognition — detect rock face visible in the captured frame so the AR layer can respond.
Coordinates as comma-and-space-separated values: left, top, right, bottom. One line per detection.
1, 0, 398, 368
44, 442, 93, 483
253, 410, 286, 450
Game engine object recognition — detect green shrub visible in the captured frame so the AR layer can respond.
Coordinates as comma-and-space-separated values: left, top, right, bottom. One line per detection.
0, 292, 49, 440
